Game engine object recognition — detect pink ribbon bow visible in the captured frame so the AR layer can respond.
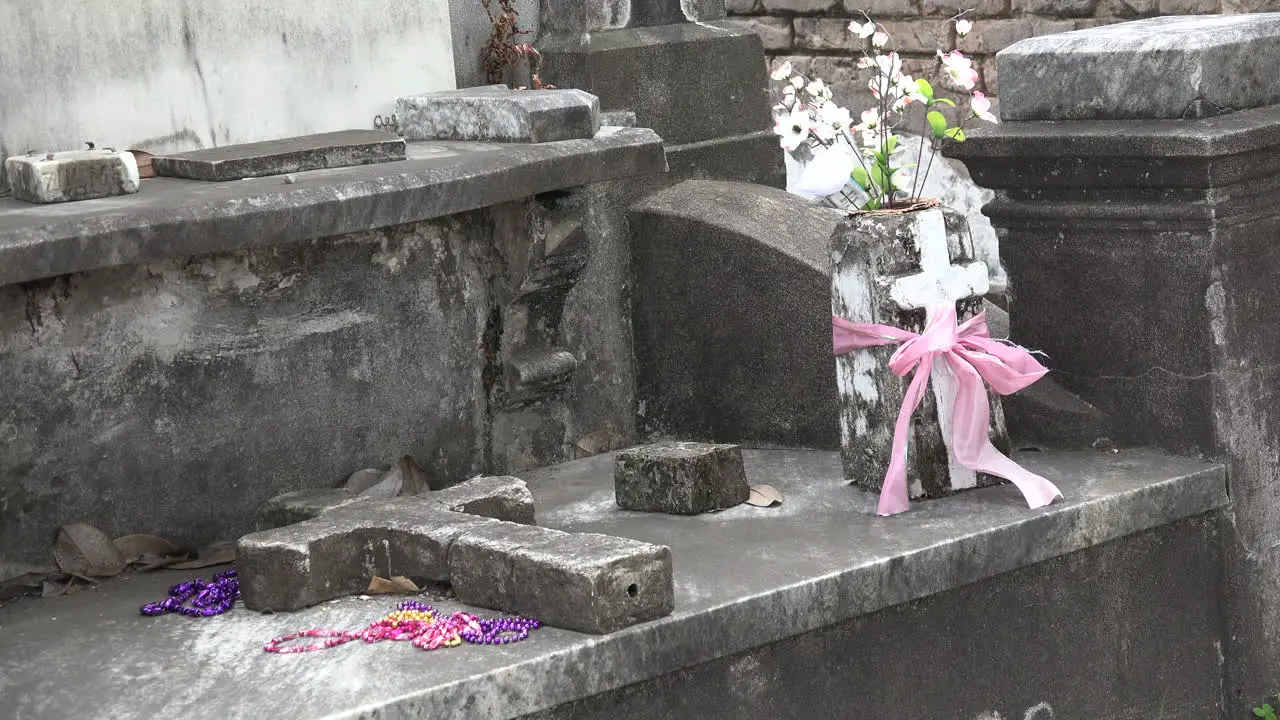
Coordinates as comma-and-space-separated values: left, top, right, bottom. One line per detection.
832, 305, 1063, 516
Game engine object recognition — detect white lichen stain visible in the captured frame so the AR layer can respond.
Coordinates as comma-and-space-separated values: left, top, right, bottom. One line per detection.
1205, 279, 1227, 346
851, 351, 880, 402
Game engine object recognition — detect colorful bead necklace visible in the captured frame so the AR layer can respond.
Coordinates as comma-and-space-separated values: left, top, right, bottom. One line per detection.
263, 600, 541, 654
139, 569, 240, 617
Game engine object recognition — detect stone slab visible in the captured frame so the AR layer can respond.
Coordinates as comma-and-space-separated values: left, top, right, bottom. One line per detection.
396, 87, 601, 144
431, 476, 537, 524
150, 130, 407, 182
998, 14, 1280, 121
0, 448, 1226, 719
627, 180, 840, 449
449, 521, 675, 634
614, 442, 750, 514
5, 150, 140, 203
0, 127, 665, 287
237, 498, 494, 611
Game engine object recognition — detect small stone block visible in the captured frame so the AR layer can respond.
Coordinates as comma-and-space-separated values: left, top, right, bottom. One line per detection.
150, 130, 406, 181
4, 150, 140, 203
255, 488, 368, 531
614, 441, 750, 514
396, 86, 602, 144
237, 499, 495, 612
430, 476, 536, 525
449, 523, 674, 633
999, 15, 1280, 120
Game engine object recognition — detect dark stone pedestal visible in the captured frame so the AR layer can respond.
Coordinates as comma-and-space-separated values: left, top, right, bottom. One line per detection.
951, 101, 1280, 717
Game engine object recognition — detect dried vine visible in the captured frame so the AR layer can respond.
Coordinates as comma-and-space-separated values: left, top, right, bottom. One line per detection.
481, 0, 554, 89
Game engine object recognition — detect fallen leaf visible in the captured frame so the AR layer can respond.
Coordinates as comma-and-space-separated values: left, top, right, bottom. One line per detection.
359, 468, 403, 499
168, 541, 235, 570
343, 468, 384, 494
41, 576, 75, 598
53, 524, 128, 577
744, 484, 783, 508
135, 552, 192, 572
366, 576, 421, 594
397, 455, 431, 495
575, 429, 623, 458
112, 534, 180, 563
0, 562, 54, 601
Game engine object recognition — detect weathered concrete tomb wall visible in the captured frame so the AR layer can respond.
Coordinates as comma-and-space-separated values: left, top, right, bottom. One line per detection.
0, 0, 456, 175
0, 131, 666, 568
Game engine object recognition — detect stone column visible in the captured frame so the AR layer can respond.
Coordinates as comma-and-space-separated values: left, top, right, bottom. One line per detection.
537, 0, 782, 187
949, 14, 1280, 713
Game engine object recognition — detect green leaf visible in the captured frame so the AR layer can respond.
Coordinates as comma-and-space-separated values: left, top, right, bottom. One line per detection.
933, 97, 956, 107
871, 164, 888, 190
944, 127, 967, 142
851, 166, 870, 190
886, 135, 899, 154
915, 78, 934, 101
927, 111, 948, 138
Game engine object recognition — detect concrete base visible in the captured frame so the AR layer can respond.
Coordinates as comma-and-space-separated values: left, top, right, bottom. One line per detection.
0, 448, 1227, 719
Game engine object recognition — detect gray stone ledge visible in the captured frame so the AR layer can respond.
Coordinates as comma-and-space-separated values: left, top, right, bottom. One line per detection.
0, 127, 666, 287
951, 104, 1280, 160
0, 448, 1225, 720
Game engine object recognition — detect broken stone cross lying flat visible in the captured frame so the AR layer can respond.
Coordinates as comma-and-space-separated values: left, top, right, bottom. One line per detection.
831, 206, 1012, 500
237, 476, 674, 634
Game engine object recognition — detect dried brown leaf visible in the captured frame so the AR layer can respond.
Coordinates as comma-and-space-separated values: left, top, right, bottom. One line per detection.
343, 468, 384, 494
744, 484, 783, 508
112, 534, 180, 563
359, 468, 403, 499
135, 553, 191, 572
366, 576, 421, 594
397, 455, 431, 495
575, 428, 623, 459
167, 541, 235, 570
53, 524, 127, 577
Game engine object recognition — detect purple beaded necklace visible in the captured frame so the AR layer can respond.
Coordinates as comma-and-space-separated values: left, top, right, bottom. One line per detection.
140, 568, 240, 617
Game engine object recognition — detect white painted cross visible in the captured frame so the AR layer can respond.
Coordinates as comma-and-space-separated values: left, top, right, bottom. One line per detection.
887, 209, 990, 491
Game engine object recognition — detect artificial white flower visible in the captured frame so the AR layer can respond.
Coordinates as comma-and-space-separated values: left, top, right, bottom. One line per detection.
793, 146, 857, 199
890, 166, 912, 190
791, 75, 805, 89
781, 84, 797, 104
806, 78, 827, 97
860, 108, 881, 130
971, 91, 998, 123
852, 21, 877, 38
872, 31, 889, 48
939, 50, 979, 90
955, 18, 973, 37
770, 61, 794, 81
773, 106, 812, 152
857, 56, 874, 69
814, 102, 853, 140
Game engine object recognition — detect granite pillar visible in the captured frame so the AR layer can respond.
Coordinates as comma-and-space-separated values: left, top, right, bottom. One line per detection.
948, 14, 1280, 713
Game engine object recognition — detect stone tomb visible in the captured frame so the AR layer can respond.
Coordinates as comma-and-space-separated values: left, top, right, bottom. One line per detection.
237, 475, 675, 634
831, 206, 1011, 499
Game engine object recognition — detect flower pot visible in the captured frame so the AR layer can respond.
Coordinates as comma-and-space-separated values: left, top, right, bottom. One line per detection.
830, 202, 1014, 500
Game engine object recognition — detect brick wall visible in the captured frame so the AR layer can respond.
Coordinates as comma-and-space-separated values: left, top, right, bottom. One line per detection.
727, 0, 1277, 105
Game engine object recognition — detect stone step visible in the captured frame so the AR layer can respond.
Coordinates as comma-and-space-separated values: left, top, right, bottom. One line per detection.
0, 448, 1226, 720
